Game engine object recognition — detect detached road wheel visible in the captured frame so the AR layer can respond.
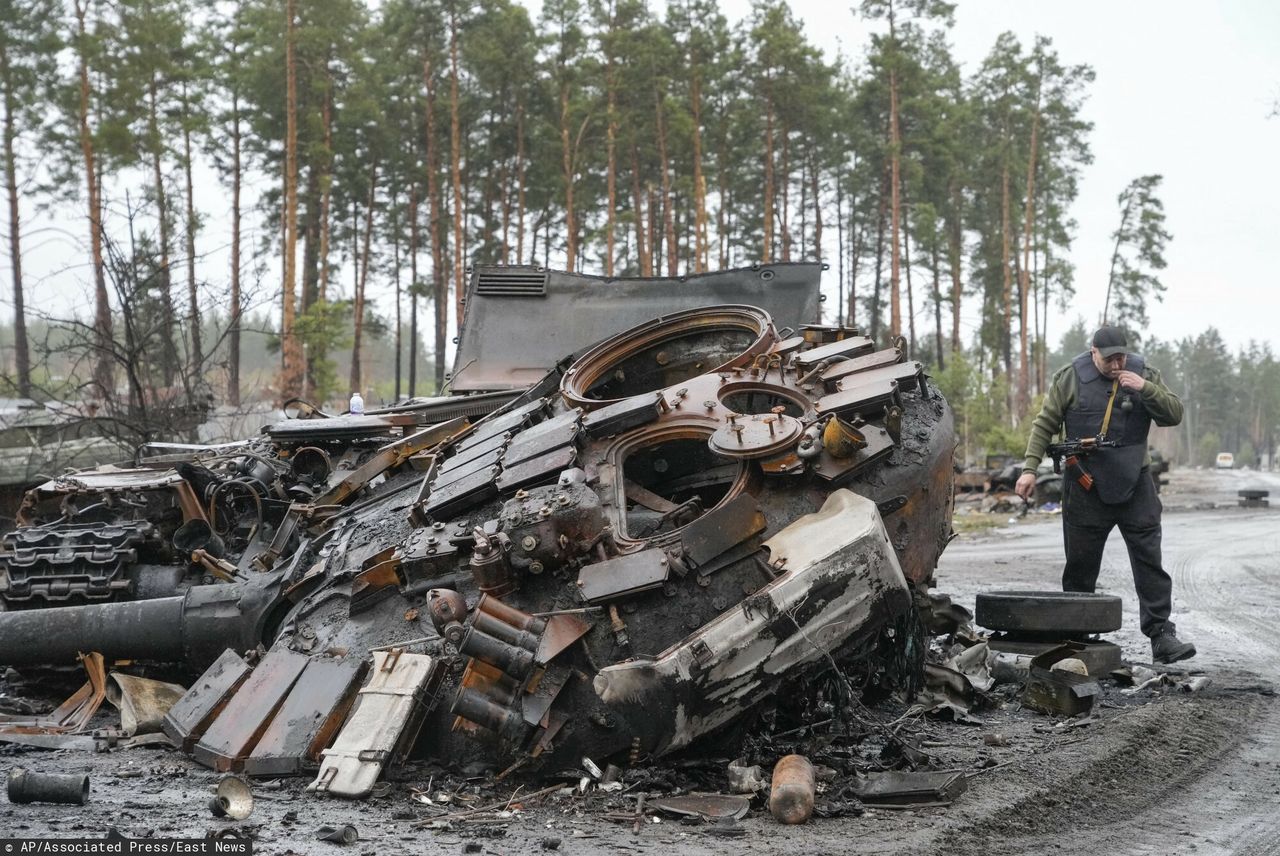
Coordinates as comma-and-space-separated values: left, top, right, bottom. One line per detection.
975, 590, 1122, 634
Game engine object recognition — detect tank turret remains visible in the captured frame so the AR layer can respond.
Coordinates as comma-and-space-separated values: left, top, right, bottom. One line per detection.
0, 264, 954, 791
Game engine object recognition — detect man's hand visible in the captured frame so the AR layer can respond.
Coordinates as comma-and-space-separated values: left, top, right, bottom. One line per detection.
1015, 472, 1037, 502
1116, 370, 1146, 393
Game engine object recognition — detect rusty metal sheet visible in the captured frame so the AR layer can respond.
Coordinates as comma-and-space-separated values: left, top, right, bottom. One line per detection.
581, 393, 663, 439
577, 548, 671, 603
651, 794, 751, 820
314, 418, 468, 507
792, 335, 876, 371
501, 410, 582, 467
433, 447, 504, 489
162, 650, 252, 752
398, 530, 462, 591
811, 423, 896, 483
1023, 643, 1101, 717
521, 662, 571, 726
192, 648, 310, 772
311, 651, 443, 799
815, 379, 901, 419
456, 400, 549, 451
439, 431, 509, 475
856, 770, 968, 805
496, 447, 579, 494
422, 468, 500, 522
819, 347, 904, 387
534, 613, 593, 665
266, 414, 397, 444
833, 360, 924, 394
681, 495, 767, 569
243, 658, 369, 777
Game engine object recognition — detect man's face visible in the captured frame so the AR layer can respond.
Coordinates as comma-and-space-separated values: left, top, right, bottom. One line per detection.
1091, 347, 1126, 379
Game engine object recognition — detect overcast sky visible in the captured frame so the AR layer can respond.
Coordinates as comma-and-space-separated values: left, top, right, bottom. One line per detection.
11, 0, 1280, 359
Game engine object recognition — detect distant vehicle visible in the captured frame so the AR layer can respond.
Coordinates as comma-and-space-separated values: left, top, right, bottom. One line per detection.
1216, 452, 1235, 469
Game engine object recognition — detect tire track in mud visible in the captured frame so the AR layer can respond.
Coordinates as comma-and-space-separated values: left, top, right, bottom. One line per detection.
918, 509, 1280, 856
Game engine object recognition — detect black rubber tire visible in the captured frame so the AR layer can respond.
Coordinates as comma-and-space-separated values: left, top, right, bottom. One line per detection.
974, 590, 1122, 634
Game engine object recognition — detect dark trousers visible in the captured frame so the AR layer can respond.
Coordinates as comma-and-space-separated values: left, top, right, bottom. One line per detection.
1061, 469, 1173, 638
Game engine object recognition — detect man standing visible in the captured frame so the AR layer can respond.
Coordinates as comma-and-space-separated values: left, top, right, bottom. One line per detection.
1015, 326, 1195, 664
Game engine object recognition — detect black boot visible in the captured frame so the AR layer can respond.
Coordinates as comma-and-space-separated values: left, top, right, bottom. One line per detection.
1151, 629, 1196, 664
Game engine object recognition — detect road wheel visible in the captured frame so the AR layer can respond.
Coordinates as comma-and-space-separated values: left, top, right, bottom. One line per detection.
974, 590, 1122, 634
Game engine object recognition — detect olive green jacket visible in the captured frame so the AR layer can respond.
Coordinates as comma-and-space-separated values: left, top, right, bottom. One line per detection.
1021, 359, 1184, 475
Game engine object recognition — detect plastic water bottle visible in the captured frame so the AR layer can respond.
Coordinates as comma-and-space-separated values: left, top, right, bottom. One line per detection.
349, 392, 364, 415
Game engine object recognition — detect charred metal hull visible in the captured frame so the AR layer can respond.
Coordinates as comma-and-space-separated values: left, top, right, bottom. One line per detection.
0, 267, 954, 780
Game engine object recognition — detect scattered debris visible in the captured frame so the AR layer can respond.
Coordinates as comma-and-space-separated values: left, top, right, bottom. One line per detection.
855, 770, 968, 807
7, 768, 89, 805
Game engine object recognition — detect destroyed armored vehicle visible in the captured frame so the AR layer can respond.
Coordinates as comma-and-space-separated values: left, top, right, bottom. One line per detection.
0, 264, 954, 788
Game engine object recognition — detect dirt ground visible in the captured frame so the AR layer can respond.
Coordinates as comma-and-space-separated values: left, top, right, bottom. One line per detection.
2, 466, 1278, 855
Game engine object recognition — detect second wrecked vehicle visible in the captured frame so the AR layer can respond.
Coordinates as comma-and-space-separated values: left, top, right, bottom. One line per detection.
0, 264, 954, 789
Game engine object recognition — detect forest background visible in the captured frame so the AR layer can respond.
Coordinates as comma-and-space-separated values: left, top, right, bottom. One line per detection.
1, 0, 1277, 467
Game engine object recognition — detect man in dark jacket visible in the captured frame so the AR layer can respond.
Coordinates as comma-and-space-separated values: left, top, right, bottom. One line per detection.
1014, 326, 1196, 664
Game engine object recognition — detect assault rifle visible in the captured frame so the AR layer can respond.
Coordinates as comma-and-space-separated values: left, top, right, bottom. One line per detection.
1046, 436, 1118, 491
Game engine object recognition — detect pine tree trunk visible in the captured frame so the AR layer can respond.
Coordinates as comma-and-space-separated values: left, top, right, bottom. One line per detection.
350, 161, 377, 395
228, 90, 242, 407
870, 170, 888, 342
279, 0, 304, 401
604, 46, 617, 276
762, 90, 774, 264
182, 82, 201, 376
516, 103, 525, 264
1, 39, 30, 397
902, 198, 916, 354
148, 77, 177, 387
409, 184, 419, 397
780, 130, 791, 262
655, 91, 676, 277
630, 145, 650, 276
889, 66, 902, 338
810, 153, 822, 264
393, 188, 402, 401
317, 91, 333, 303
424, 58, 446, 390
932, 239, 944, 371
449, 11, 464, 326
1000, 162, 1013, 380
1017, 99, 1040, 414
690, 68, 707, 273
948, 180, 963, 354
75, 1, 112, 399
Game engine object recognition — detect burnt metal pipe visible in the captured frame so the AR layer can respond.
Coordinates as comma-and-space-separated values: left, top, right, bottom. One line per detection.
0, 583, 273, 671
451, 687, 526, 743
471, 610, 540, 653
8, 768, 89, 805
458, 626, 535, 679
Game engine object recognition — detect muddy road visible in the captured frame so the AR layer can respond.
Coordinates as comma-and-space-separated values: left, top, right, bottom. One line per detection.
2, 468, 1278, 855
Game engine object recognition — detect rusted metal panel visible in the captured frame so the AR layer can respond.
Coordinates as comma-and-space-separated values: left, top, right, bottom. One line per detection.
456, 400, 549, 451
422, 468, 500, 521
243, 658, 369, 777
1023, 643, 1101, 717
577, 548, 672, 603
792, 335, 876, 371
266, 415, 396, 444
581, 393, 664, 439
819, 347, 904, 388
833, 360, 925, 394
433, 448, 504, 489
501, 410, 582, 467
496, 447, 579, 494
192, 649, 309, 772
451, 263, 824, 392
811, 423, 896, 483
168, 652, 250, 750
438, 431, 509, 475
856, 770, 968, 806
681, 494, 766, 569
815, 379, 902, 419
311, 651, 443, 799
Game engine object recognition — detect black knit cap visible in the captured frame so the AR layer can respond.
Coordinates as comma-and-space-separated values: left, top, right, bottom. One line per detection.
1092, 325, 1128, 358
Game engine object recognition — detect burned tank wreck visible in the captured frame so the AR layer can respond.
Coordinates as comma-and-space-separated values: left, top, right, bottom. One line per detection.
0, 264, 954, 793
